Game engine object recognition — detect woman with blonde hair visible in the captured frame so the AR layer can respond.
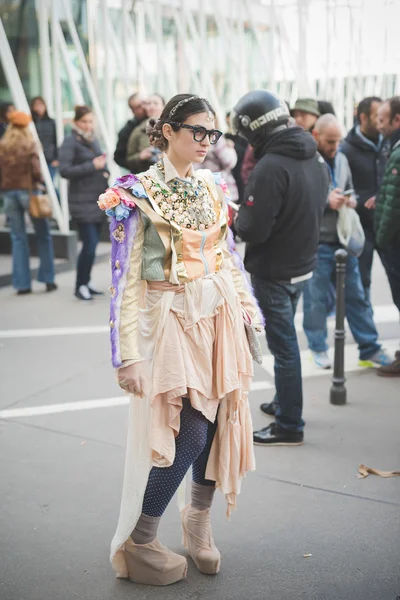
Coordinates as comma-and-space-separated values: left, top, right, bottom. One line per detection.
0, 111, 56, 294
99, 93, 263, 586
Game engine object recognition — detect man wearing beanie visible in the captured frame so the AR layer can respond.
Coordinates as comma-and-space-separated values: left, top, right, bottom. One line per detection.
292, 98, 321, 132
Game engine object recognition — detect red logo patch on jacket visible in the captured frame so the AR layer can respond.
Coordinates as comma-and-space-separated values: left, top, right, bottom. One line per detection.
246, 195, 254, 206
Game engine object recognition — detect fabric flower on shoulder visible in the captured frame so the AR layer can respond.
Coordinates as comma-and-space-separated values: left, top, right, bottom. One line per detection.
112, 173, 140, 189
98, 188, 122, 211
98, 187, 136, 221
98, 174, 150, 221
112, 173, 148, 200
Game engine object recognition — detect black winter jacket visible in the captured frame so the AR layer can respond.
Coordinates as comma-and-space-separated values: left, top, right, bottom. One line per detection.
114, 117, 143, 169
33, 116, 57, 163
236, 127, 329, 281
340, 126, 387, 231
59, 130, 108, 224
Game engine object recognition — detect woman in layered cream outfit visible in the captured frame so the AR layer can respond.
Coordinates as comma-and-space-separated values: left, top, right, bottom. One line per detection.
98, 94, 263, 586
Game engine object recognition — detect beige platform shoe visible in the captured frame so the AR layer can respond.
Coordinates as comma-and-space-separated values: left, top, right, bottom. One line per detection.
123, 537, 187, 586
181, 504, 221, 575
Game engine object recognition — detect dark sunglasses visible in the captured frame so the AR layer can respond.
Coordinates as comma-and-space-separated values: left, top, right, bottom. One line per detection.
166, 122, 223, 144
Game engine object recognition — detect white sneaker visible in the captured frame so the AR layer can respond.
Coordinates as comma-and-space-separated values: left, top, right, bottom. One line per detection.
311, 350, 332, 369
75, 285, 93, 301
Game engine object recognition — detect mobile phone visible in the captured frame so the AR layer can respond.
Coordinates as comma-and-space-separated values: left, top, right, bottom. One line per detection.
343, 189, 354, 197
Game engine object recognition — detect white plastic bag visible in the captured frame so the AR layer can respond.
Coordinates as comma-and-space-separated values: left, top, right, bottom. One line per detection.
336, 205, 365, 257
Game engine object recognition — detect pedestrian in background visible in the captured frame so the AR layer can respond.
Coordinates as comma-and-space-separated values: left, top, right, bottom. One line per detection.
114, 93, 147, 169
233, 90, 329, 446
30, 96, 59, 182
59, 105, 109, 301
292, 98, 321, 132
340, 96, 388, 302
0, 110, 57, 295
375, 96, 400, 377
126, 94, 165, 172
304, 114, 393, 369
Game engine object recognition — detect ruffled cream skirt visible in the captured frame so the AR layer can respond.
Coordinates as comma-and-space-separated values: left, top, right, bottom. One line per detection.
110, 268, 255, 577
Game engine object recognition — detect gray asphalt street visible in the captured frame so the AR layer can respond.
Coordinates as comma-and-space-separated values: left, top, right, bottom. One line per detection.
1, 248, 399, 600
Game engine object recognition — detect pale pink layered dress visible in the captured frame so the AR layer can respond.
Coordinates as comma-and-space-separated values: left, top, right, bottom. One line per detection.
108, 159, 261, 577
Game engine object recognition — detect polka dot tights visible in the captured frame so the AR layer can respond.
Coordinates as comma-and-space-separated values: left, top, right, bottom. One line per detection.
141, 398, 217, 517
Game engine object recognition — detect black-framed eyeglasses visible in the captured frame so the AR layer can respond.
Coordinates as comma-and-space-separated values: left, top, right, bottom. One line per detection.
167, 122, 223, 144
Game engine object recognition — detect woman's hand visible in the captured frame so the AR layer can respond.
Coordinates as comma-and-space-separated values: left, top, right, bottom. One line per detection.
93, 155, 107, 170
118, 362, 147, 397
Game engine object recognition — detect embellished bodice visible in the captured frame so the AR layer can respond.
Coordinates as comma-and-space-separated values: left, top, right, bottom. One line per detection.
141, 161, 217, 231
97, 157, 263, 369
99, 160, 228, 285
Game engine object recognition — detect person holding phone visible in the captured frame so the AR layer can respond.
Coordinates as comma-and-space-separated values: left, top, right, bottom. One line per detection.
59, 105, 109, 300
303, 114, 393, 369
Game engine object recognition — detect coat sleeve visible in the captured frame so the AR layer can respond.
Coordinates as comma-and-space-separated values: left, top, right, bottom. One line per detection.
214, 178, 264, 326
59, 135, 97, 179
114, 121, 133, 168
126, 127, 147, 172
221, 232, 264, 326
236, 161, 288, 244
109, 207, 144, 368
375, 153, 400, 248
31, 142, 43, 183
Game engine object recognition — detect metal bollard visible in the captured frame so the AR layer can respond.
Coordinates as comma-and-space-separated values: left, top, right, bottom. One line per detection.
330, 249, 348, 405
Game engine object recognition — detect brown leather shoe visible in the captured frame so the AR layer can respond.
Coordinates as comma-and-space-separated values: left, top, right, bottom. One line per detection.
377, 352, 400, 377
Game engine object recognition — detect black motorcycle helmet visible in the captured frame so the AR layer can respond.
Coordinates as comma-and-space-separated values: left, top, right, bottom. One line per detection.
231, 90, 290, 147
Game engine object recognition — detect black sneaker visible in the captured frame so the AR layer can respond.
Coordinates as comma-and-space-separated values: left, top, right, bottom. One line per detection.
260, 401, 276, 416
88, 284, 104, 296
253, 422, 304, 446
75, 285, 93, 301
46, 283, 58, 292
17, 289, 32, 295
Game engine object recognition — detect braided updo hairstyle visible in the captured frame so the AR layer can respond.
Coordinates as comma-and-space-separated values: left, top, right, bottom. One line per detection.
146, 94, 215, 151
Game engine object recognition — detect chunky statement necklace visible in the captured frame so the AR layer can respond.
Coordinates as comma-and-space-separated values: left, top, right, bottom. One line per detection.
142, 161, 217, 231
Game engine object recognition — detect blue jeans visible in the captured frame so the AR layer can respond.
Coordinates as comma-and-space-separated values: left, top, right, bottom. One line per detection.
252, 275, 305, 432
303, 244, 380, 360
4, 190, 55, 290
76, 222, 102, 290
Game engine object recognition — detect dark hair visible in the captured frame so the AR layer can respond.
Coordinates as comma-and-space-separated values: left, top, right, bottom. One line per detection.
146, 93, 215, 151
388, 96, 400, 121
74, 105, 92, 122
0, 102, 15, 122
318, 100, 336, 116
356, 96, 382, 121
30, 96, 50, 119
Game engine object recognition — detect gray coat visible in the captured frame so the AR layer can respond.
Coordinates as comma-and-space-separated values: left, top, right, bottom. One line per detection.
320, 152, 353, 244
59, 131, 108, 223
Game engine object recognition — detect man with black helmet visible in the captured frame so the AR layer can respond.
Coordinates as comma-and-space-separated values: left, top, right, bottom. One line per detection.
232, 90, 329, 446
